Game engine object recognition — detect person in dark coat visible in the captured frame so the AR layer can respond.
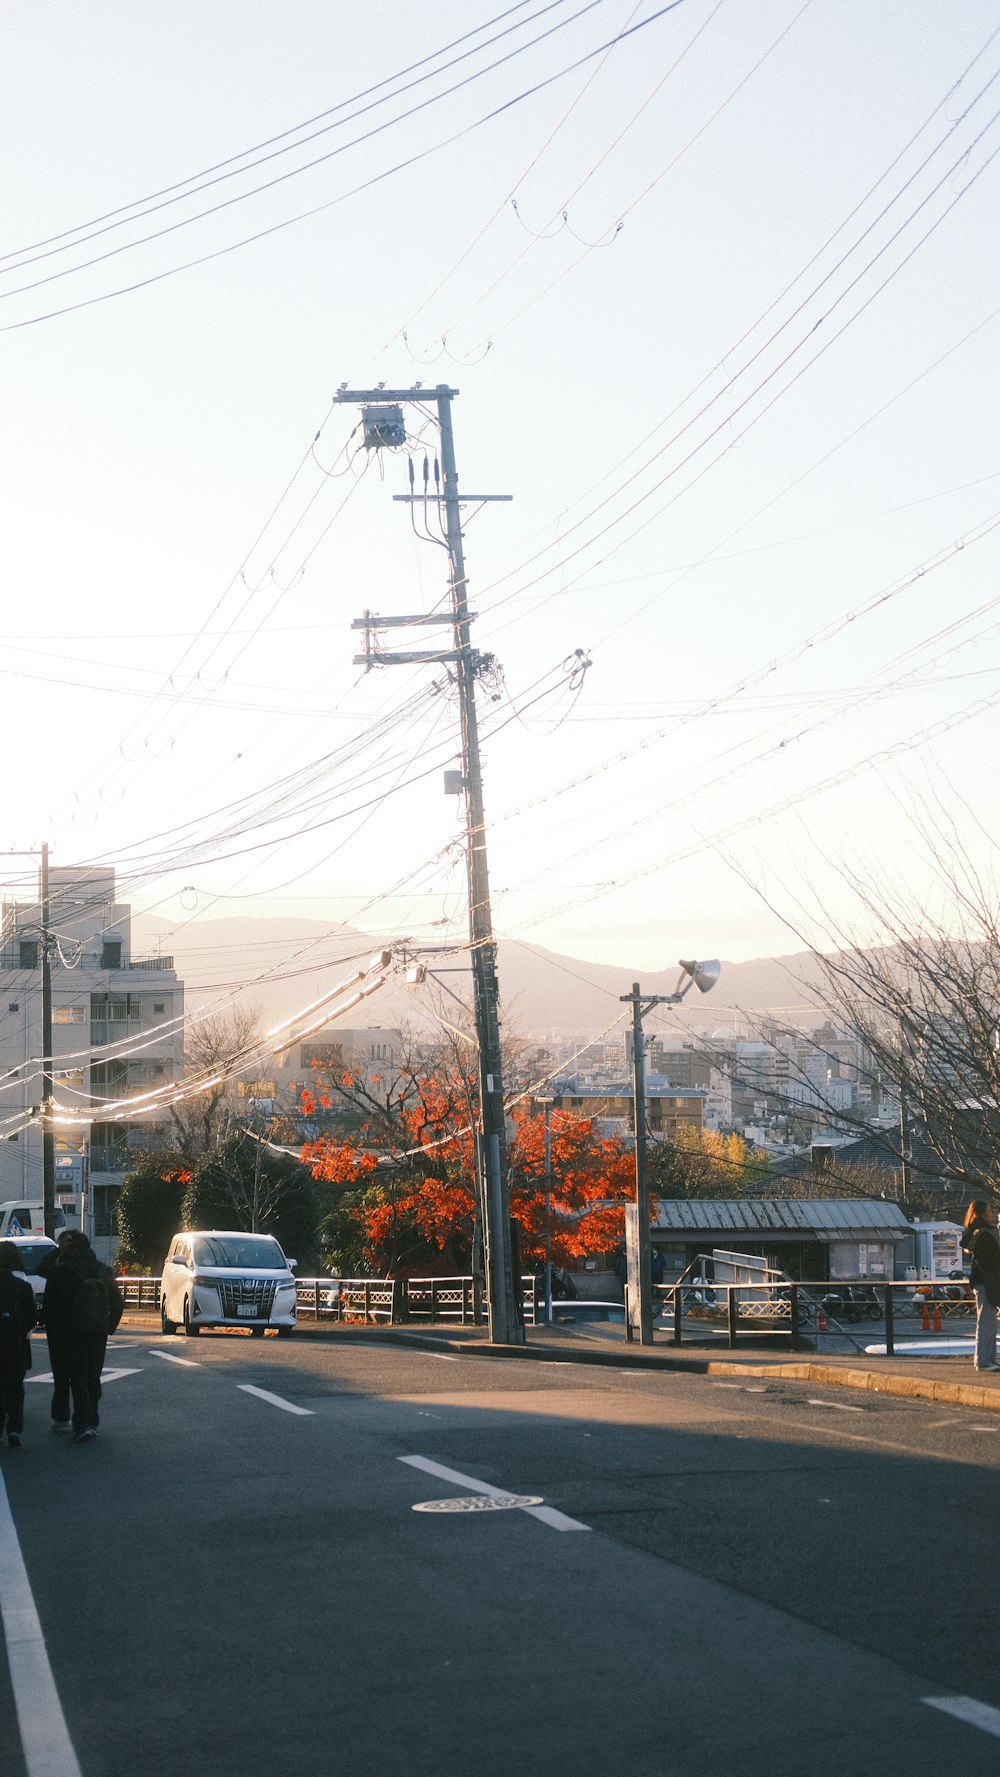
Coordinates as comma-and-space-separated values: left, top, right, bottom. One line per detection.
0, 1239, 37, 1448
961, 1199, 1000, 1373
42, 1231, 124, 1442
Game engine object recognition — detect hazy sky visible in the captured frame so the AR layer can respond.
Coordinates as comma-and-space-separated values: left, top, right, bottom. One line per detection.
3, 0, 1000, 987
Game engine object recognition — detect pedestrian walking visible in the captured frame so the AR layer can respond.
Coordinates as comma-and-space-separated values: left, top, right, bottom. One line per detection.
42, 1230, 124, 1442
0, 1239, 37, 1448
961, 1199, 1000, 1373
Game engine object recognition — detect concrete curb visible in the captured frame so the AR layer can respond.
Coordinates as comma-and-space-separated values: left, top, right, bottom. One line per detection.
707, 1359, 1000, 1411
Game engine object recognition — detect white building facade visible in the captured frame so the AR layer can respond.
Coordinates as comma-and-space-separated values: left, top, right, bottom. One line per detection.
0, 867, 184, 1259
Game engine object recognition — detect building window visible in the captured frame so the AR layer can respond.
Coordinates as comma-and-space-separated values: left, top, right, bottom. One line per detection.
53, 1005, 85, 1025
7, 1003, 18, 1013
18, 941, 38, 970
101, 940, 122, 970
153, 1002, 165, 1014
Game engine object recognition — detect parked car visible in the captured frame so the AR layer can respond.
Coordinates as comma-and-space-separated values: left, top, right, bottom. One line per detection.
160, 1230, 298, 1337
7, 1234, 58, 1312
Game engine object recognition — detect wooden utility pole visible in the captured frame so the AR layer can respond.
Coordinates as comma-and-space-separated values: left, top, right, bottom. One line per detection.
337, 385, 523, 1344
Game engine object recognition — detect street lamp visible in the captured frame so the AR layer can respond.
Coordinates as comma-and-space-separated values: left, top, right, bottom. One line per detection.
621, 957, 720, 1345
533, 1094, 555, 1325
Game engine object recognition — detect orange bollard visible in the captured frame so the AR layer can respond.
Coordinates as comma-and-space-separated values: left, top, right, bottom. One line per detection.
933, 1301, 943, 1333
921, 1300, 930, 1330
818, 1308, 828, 1333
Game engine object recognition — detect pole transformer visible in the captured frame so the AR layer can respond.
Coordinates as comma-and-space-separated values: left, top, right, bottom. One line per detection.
338, 384, 523, 1344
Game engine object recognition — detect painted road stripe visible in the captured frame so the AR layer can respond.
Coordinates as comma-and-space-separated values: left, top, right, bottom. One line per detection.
924, 1696, 1000, 1739
237, 1384, 314, 1416
28, 1368, 141, 1385
807, 1398, 864, 1413
0, 1468, 82, 1777
149, 1349, 201, 1368
400, 1454, 589, 1532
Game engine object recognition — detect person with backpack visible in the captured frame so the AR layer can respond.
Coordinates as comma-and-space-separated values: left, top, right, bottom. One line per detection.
42, 1230, 124, 1443
0, 1239, 37, 1448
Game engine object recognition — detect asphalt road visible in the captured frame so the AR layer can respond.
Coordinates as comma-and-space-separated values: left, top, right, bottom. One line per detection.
2, 1328, 999, 1777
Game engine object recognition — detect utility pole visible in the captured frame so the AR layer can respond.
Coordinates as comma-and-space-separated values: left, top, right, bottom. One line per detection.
337, 384, 523, 1344
621, 960, 720, 1345
40, 843, 56, 1240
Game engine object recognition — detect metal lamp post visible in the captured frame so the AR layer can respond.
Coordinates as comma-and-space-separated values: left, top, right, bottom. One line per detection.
621, 958, 720, 1345
533, 1095, 555, 1325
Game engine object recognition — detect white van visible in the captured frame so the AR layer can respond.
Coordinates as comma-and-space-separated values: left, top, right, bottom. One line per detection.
0, 1200, 68, 1238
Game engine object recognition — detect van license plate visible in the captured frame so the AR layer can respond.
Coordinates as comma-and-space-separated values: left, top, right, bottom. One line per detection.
237, 1305, 257, 1317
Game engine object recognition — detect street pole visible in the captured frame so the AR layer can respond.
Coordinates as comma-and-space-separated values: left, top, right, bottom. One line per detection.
628, 985, 654, 1344
436, 387, 520, 1345
543, 1098, 553, 1326
338, 384, 522, 1344
621, 961, 721, 1346
40, 843, 56, 1241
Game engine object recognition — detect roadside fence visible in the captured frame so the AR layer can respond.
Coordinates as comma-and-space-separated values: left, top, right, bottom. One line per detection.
649, 1277, 977, 1356
118, 1274, 539, 1327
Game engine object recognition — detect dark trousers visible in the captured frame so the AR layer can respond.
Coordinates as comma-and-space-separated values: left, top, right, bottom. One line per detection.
47, 1331, 107, 1432
0, 1348, 27, 1436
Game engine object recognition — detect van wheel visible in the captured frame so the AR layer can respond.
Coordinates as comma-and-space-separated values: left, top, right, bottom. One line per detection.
161, 1300, 177, 1335
277, 1326, 295, 1339
251, 1325, 266, 1338
183, 1298, 201, 1337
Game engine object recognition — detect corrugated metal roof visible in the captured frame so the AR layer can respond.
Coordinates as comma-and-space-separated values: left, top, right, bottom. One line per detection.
651, 1199, 911, 1241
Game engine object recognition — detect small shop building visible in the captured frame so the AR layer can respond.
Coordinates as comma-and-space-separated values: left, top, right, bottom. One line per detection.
651, 1198, 912, 1284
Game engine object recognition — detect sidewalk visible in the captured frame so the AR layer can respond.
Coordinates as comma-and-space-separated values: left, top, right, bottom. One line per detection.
119, 1308, 1000, 1413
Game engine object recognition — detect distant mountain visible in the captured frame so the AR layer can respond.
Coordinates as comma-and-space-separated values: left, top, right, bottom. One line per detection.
131, 913, 831, 1040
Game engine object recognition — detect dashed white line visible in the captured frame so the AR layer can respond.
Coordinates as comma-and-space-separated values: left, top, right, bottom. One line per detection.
807, 1398, 864, 1413
924, 1695, 1000, 1739
0, 1469, 82, 1777
149, 1349, 201, 1368
400, 1454, 589, 1532
237, 1385, 314, 1416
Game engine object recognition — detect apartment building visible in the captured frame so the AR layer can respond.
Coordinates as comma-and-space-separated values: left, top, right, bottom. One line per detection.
0, 866, 183, 1257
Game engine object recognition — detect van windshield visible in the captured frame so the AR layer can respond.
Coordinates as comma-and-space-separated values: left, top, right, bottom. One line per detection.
12, 1243, 55, 1275
192, 1235, 287, 1270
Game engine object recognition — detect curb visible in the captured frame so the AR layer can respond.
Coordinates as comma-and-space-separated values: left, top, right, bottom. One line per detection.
707, 1359, 1000, 1412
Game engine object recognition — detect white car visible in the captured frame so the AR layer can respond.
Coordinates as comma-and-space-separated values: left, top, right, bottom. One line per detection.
7, 1234, 58, 1312
160, 1231, 298, 1338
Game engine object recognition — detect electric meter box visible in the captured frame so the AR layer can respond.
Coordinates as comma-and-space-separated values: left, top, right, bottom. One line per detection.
362, 404, 406, 449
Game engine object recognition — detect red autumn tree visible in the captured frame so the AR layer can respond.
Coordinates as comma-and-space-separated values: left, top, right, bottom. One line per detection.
298, 1040, 636, 1275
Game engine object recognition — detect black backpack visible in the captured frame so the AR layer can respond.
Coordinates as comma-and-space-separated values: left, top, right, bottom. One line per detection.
0, 1271, 28, 1349
74, 1273, 111, 1337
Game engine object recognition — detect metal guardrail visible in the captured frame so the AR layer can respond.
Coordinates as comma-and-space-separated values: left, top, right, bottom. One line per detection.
653, 1278, 978, 1355
117, 1274, 539, 1327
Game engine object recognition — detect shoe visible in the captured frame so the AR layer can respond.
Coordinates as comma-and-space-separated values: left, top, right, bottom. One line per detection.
7, 1433, 21, 1448
51, 1420, 72, 1433
976, 1364, 1000, 1372
72, 1428, 97, 1443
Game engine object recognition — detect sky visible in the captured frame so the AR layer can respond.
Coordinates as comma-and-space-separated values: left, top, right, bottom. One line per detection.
3, 0, 1000, 998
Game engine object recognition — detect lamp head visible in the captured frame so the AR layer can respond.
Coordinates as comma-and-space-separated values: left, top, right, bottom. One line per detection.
678, 958, 721, 996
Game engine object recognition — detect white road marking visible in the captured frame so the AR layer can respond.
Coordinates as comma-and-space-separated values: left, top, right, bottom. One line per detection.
27, 1367, 141, 1386
414, 1495, 543, 1514
149, 1349, 201, 1368
237, 1384, 314, 1416
425, 1354, 459, 1362
400, 1453, 590, 1532
0, 1468, 82, 1777
967, 1424, 999, 1432
924, 1696, 1000, 1739
807, 1398, 864, 1413
712, 1382, 743, 1390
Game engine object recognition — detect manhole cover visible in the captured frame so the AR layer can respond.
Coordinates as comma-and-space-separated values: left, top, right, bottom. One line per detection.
413, 1494, 543, 1513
